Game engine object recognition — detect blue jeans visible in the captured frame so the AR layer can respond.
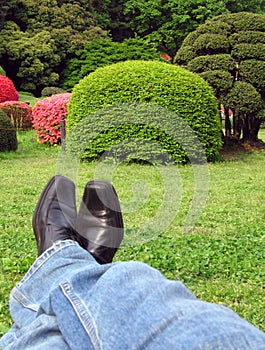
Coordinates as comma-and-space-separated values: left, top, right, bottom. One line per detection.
1, 240, 265, 349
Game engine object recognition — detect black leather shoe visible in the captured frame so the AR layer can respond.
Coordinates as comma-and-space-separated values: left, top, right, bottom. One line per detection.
32, 175, 77, 256
76, 180, 124, 264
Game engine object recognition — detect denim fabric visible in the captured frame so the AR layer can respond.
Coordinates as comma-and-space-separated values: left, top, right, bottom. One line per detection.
1, 240, 265, 350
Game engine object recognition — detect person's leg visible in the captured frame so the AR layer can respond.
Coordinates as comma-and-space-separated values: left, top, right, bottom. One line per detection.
49, 257, 265, 350
0, 241, 100, 349
1, 175, 124, 349
2, 242, 265, 350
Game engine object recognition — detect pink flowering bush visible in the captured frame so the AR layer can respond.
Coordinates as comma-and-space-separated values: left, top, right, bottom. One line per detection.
32, 93, 71, 145
0, 75, 19, 103
0, 101, 33, 130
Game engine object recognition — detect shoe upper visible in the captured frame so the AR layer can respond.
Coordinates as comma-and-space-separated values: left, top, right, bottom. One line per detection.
76, 180, 124, 264
32, 175, 77, 256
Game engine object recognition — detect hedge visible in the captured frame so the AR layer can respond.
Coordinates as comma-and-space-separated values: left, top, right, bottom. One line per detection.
187, 54, 236, 74
0, 109, 18, 151
0, 101, 32, 130
67, 60, 222, 163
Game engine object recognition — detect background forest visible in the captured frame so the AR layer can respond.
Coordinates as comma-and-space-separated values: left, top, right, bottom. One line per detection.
0, 0, 264, 95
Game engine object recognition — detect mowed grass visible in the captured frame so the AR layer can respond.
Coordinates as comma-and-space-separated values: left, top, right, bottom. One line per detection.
18, 91, 40, 107
0, 130, 265, 337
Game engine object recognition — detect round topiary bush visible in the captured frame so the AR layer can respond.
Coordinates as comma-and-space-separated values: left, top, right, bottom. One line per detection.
0, 101, 33, 130
0, 75, 19, 103
67, 60, 222, 163
32, 93, 71, 145
0, 109, 18, 151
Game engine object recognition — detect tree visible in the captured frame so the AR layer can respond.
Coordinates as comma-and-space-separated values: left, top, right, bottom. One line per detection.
174, 12, 265, 144
88, 0, 133, 41
62, 37, 161, 90
224, 0, 265, 13
124, 0, 228, 57
0, 0, 9, 29
0, 0, 107, 94
94, 0, 264, 55
0, 22, 61, 94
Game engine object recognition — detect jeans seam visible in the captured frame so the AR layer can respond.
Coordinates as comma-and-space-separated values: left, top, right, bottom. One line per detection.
60, 281, 102, 350
11, 288, 39, 312
16, 241, 78, 287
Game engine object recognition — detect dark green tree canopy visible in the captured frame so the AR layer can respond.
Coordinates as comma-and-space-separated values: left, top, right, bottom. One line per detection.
0, 0, 107, 94
123, 0, 228, 56
1, 1, 264, 94
0, 22, 61, 92
175, 12, 265, 143
223, 81, 264, 115
62, 38, 161, 90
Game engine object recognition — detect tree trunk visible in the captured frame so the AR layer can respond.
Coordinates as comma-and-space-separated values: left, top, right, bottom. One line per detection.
242, 114, 261, 142
233, 113, 241, 140
224, 107, 231, 137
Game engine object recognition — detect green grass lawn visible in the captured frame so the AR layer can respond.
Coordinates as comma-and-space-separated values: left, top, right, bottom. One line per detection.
0, 130, 265, 337
18, 91, 40, 107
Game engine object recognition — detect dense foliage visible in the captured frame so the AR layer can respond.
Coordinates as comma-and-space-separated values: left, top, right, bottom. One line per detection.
175, 12, 265, 143
32, 93, 71, 145
122, 0, 228, 57
0, 0, 107, 94
91, 0, 265, 46
63, 38, 161, 90
0, 109, 18, 151
0, 101, 32, 130
0, 75, 19, 103
67, 60, 222, 163
1, 1, 264, 94
41, 86, 66, 97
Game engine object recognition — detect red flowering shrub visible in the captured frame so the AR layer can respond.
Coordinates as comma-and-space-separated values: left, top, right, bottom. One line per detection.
0, 75, 19, 103
161, 53, 172, 62
0, 101, 33, 130
32, 93, 71, 145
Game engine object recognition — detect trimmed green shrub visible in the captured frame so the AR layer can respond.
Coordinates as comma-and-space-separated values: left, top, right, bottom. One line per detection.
221, 81, 264, 116
196, 21, 231, 36
41, 86, 66, 97
187, 54, 236, 74
174, 46, 196, 65
193, 34, 230, 54
67, 60, 222, 163
0, 109, 18, 151
199, 70, 234, 98
230, 31, 265, 46
181, 31, 201, 47
227, 12, 265, 32
240, 60, 265, 91
232, 43, 265, 61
